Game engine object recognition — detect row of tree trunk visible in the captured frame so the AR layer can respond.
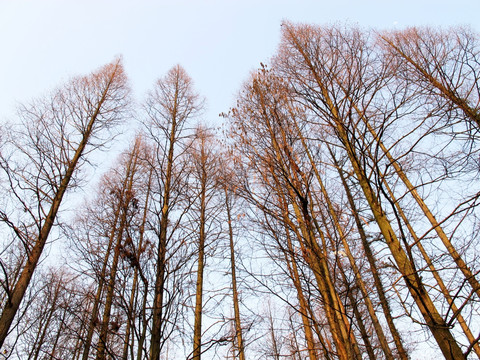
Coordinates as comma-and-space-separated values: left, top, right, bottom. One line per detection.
1, 23, 480, 359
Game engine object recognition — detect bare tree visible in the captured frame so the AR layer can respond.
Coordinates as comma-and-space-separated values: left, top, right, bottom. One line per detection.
144, 65, 204, 360
275, 22, 467, 359
228, 68, 362, 359
0, 58, 130, 348
187, 126, 222, 360
379, 27, 480, 131
219, 161, 247, 360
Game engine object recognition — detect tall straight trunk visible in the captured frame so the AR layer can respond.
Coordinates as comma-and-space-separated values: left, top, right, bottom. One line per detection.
282, 228, 319, 360
121, 263, 137, 360
132, 169, 153, 360
288, 191, 361, 360
147, 65, 203, 359
136, 281, 150, 360
273, 190, 318, 360
150, 93, 178, 360
96, 146, 138, 360
265, 191, 333, 359
95, 209, 126, 360
224, 187, 246, 360
123, 165, 152, 360
332, 150, 408, 360
149, 206, 168, 360
192, 155, 207, 360
81, 204, 121, 360
0, 62, 123, 347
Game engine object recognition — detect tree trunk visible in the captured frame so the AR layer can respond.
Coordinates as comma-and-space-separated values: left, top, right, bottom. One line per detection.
332, 149, 409, 360
192, 148, 207, 360
224, 187, 246, 360
96, 144, 138, 360
81, 203, 121, 360
150, 95, 178, 360
0, 60, 125, 348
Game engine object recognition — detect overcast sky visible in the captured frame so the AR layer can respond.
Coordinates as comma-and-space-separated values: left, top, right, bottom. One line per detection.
1, 0, 479, 127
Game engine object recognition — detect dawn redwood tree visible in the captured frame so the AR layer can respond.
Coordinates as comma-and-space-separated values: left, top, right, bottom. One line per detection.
264, 68, 397, 359
188, 126, 221, 360
120, 138, 153, 360
275, 22, 466, 359
0, 58, 130, 348
94, 137, 146, 360
144, 65, 204, 360
229, 68, 362, 359
218, 161, 247, 360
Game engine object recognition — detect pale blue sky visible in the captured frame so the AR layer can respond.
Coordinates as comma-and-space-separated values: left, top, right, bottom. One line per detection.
1, 0, 479, 125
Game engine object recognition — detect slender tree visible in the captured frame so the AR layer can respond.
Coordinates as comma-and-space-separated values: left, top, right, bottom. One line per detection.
220, 169, 247, 360
145, 65, 204, 360
0, 58, 130, 348
188, 126, 221, 360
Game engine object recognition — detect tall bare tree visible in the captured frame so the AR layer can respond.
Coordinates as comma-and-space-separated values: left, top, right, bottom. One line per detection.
188, 126, 221, 360
144, 65, 204, 360
275, 22, 467, 359
219, 163, 247, 360
0, 58, 130, 348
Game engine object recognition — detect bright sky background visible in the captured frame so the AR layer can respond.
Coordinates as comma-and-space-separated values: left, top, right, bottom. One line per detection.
1, 0, 479, 129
